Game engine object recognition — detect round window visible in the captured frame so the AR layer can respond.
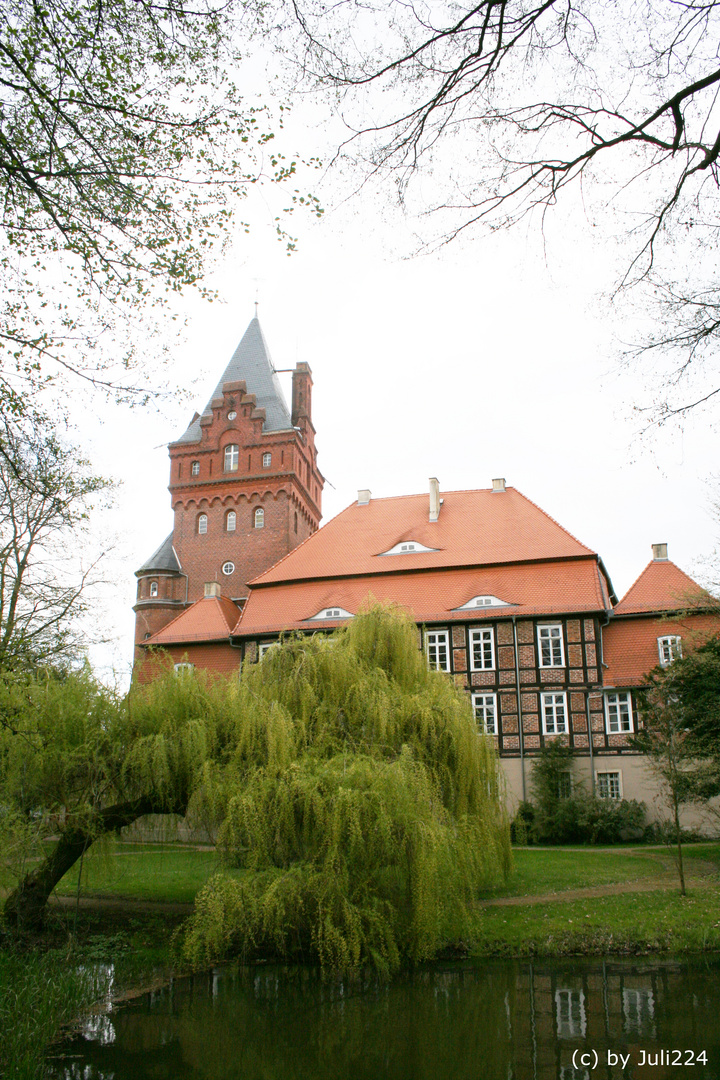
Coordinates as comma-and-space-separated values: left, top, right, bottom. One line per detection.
222, 561, 235, 576
227, 410, 237, 420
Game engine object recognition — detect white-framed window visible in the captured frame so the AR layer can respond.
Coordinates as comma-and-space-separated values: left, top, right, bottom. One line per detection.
149, 581, 158, 597
469, 627, 495, 670
174, 662, 195, 676
472, 693, 497, 734
306, 607, 353, 621
191, 460, 200, 476
226, 510, 236, 532
222, 561, 235, 576
197, 513, 208, 535
558, 772, 573, 799
555, 988, 587, 1039
426, 630, 450, 672
605, 691, 633, 733
254, 507, 264, 529
538, 624, 565, 667
623, 988, 655, 1036
658, 635, 682, 666
378, 539, 438, 556
596, 771, 622, 800
224, 444, 239, 472
541, 692, 568, 735
455, 594, 509, 610
258, 642, 277, 658
227, 410, 237, 420
262, 452, 272, 468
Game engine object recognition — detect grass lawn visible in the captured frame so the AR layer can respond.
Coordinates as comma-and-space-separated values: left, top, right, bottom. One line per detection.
39, 838, 719, 906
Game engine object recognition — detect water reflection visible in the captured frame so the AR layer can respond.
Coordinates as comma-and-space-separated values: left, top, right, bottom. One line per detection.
50, 957, 720, 1080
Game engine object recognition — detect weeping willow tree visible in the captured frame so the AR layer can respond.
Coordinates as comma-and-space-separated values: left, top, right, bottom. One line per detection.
2, 607, 510, 973
181, 606, 511, 976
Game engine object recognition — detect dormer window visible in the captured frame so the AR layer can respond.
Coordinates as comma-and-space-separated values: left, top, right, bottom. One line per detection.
191, 460, 200, 477
262, 452, 272, 468
658, 635, 682, 666
455, 595, 511, 610
224, 444, 239, 472
307, 606, 353, 621
378, 540, 438, 557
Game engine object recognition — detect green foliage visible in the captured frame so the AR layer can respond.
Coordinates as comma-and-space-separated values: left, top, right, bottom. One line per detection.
181, 607, 511, 976
528, 740, 645, 845
0, 949, 104, 1079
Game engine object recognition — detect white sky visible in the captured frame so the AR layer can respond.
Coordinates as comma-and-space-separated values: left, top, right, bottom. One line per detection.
76, 66, 719, 684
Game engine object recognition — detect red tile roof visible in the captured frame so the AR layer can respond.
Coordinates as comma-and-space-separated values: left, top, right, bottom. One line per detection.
603, 614, 719, 686
249, 488, 595, 587
614, 560, 710, 615
144, 595, 241, 646
234, 560, 607, 637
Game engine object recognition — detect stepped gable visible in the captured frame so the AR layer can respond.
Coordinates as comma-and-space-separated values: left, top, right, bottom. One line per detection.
175, 317, 292, 445
613, 559, 709, 615
136, 534, 180, 575
147, 595, 241, 645
248, 487, 596, 587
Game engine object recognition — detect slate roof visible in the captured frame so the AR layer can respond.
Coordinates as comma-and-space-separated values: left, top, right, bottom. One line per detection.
175, 317, 293, 445
613, 559, 709, 615
232, 560, 610, 637
249, 488, 598, 586
145, 595, 242, 645
136, 534, 180, 575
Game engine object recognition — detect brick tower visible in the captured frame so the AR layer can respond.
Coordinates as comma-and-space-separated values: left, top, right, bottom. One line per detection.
133, 316, 323, 651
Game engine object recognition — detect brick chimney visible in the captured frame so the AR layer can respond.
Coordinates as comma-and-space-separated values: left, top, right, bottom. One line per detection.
292, 362, 313, 426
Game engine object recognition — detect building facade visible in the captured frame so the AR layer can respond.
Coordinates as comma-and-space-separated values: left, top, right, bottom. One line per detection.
135, 321, 718, 812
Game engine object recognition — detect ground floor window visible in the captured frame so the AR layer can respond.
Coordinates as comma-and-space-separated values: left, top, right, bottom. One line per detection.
426, 630, 450, 672
472, 692, 497, 734
596, 771, 622, 799
541, 692, 568, 735
557, 772, 573, 799
555, 988, 587, 1039
173, 662, 195, 676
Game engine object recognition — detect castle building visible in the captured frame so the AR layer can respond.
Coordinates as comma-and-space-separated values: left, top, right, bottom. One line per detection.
135, 318, 718, 810
133, 316, 323, 670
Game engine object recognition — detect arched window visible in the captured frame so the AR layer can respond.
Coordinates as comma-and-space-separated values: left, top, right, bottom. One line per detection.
262, 452, 272, 468
198, 513, 208, 535
191, 460, 200, 476
149, 581, 158, 597
254, 507, 264, 529
224, 444, 239, 472
226, 510, 236, 532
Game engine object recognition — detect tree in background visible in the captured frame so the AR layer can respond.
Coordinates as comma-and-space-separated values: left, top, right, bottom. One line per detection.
0, 419, 111, 672
633, 635, 720, 894
281, 0, 720, 421
2, 607, 511, 976
0, 0, 320, 415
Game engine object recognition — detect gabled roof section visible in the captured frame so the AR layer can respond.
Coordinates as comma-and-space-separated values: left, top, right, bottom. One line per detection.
175, 317, 292, 445
233, 559, 607, 637
614, 559, 710, 615
249, 488, 595, 586
145, 595, 241, 645
136, 534, 180, 575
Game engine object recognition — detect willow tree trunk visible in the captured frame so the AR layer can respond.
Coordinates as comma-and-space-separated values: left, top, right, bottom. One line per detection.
3, 794, 188, 933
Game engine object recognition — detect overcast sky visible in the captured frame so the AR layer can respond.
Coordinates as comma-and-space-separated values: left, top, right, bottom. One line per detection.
77, 65, 719, 683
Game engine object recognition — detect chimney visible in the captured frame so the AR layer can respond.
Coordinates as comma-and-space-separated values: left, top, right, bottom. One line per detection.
492, 478, 506, 493
357, 489, 371, 505
204, 582, 221, 597
291, 362, 313, 426
652, 543, 668, 561
429, 477, 440, 522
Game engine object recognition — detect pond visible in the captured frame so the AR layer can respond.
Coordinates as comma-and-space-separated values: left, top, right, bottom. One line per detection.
50, 955, 720, 1079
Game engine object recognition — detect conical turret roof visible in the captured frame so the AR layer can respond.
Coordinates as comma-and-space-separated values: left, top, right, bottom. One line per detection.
175, 317, 292, 444
135, 534, 181, 575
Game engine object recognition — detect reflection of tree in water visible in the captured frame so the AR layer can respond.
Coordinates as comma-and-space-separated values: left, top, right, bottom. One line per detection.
50, 959, 720, 1080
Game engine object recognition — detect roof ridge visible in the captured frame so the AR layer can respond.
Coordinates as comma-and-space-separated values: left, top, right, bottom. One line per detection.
246, 499, 358, 585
